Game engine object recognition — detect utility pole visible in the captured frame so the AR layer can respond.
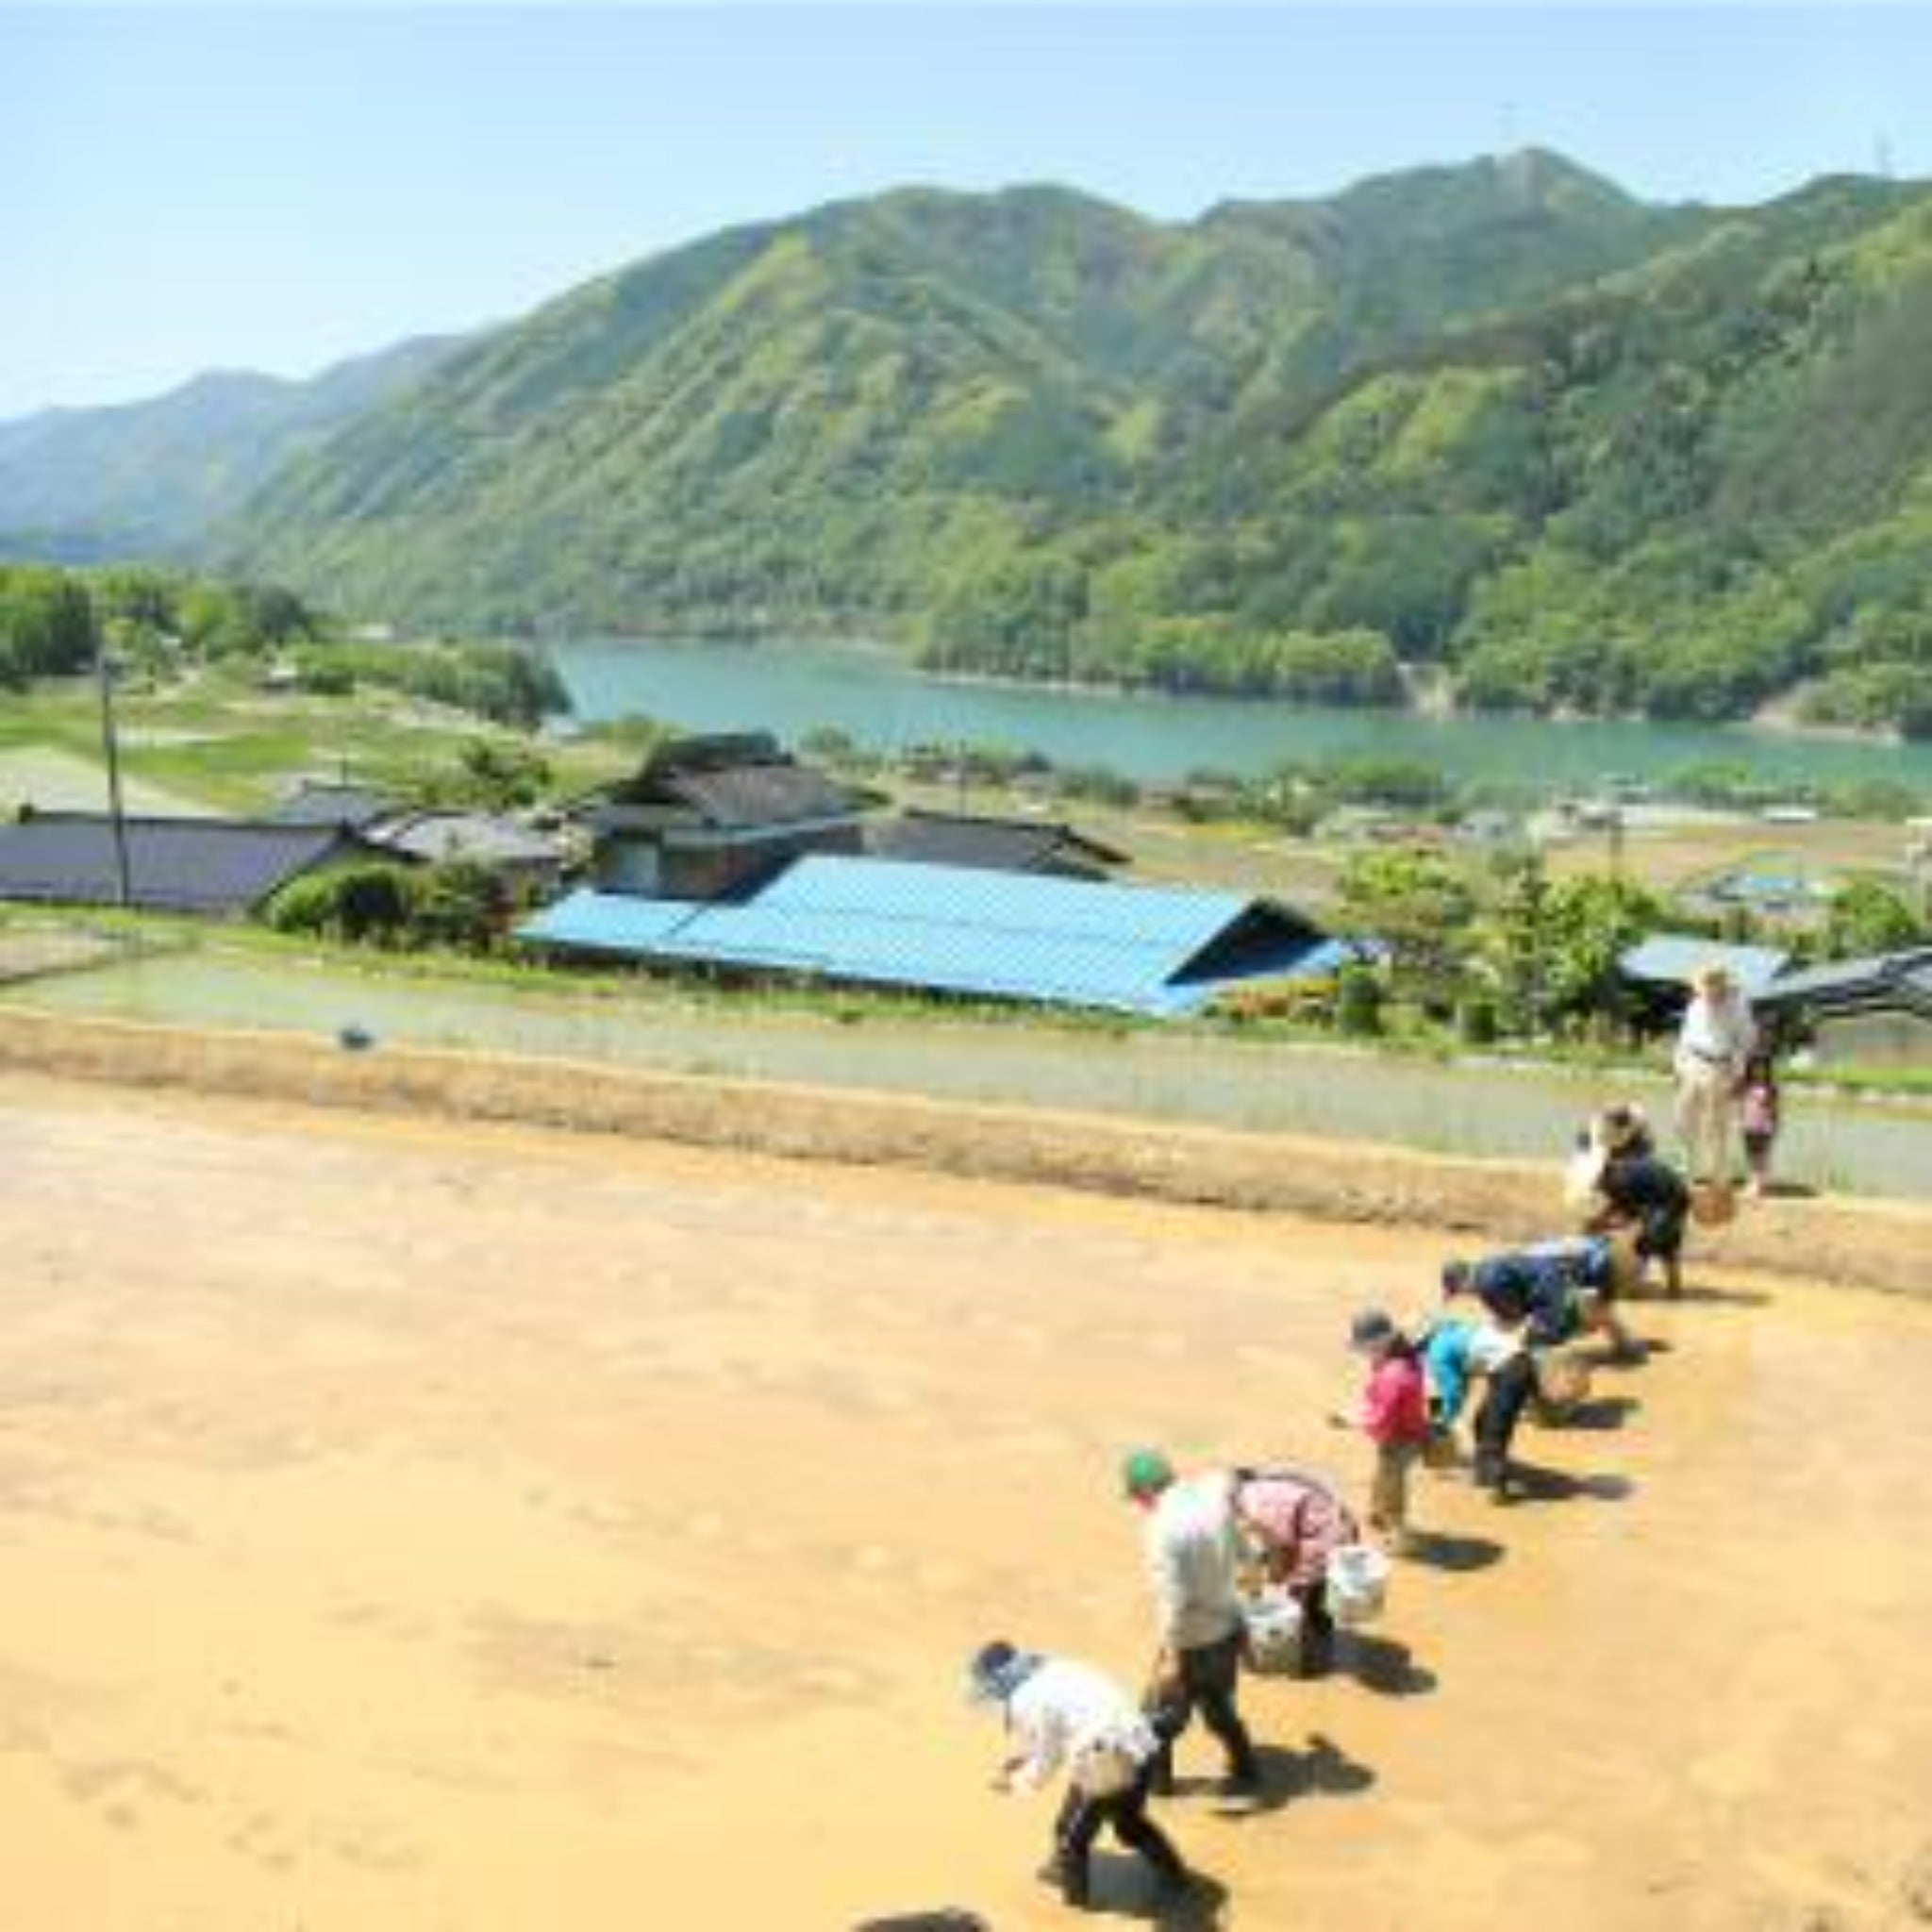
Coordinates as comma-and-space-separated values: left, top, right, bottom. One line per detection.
94, 635, 133, 908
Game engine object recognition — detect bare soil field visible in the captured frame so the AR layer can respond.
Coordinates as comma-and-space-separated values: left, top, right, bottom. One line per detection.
2, 1074, 1929, 1932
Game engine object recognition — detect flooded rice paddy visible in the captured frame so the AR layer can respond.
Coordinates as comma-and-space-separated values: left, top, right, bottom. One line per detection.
8, 948, 1930, 1200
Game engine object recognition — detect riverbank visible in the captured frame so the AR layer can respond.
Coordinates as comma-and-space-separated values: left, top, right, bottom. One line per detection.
3, 1005, 1926, 1295
3, 1072, 1928, 1928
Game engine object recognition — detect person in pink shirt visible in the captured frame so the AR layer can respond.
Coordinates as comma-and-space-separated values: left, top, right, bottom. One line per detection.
1230, 1467, 1360, 1676
1331, 1307, 1431, 1554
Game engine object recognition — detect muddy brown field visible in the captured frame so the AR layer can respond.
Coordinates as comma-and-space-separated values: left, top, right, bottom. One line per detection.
2, 1074, 1928, 1932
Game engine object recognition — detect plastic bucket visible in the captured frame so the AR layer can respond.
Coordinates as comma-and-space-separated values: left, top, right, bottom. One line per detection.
1071, 1741, 1141, 1799
1533, 1344, 1593, 1418
1240, 1589, 1306, 1676
1326, 1543, 1390, 1628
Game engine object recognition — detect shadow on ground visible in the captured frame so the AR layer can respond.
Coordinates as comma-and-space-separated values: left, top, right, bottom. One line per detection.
852, 1912, 990, 1931
1554, 1394, 1641, 1432
1081, 1854, 1231, 1925
1508, 1465, 1636, 1506
1404, 1527, 1506, 1573
1341, 1631, 1438, 1697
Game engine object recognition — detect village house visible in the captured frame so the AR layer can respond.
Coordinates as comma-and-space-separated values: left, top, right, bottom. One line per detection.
1755, 944, 1932, 1071
575, 733, 873, 900
0, 808, 373, 919
870, 808, 1126, 881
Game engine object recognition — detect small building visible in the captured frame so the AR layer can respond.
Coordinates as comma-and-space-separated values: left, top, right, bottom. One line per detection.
1451, 808, 1530, 856
1754, 945, 1932, 1071
577, 733, 872, 901
361, 809, 573, 890
269, 779, 399, 832
1689, 868, 1831, 924
0, 810, 368, 919
1616, 934, 1792, 1030
870, 809, 1126, 882
520, 854, 1340, 1018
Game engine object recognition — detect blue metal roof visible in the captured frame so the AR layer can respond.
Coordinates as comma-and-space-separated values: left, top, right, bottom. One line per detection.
520, 891, 705, 955
518, 855, 1329, 1015
1618, 934, 1791, 994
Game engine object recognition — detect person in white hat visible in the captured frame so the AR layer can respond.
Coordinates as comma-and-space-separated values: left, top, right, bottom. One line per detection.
1674, 961, 1757, 1186
967, 1641, 1194, 1909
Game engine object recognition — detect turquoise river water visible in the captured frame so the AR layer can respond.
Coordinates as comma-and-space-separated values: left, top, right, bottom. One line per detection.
548, 636, 1932, 791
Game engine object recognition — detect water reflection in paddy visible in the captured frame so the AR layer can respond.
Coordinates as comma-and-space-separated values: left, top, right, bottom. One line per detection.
13, 951, 1928, 1202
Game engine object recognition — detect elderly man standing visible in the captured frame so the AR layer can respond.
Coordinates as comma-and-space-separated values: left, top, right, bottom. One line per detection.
1674, 961, 1757, 1186
1120, 1449, 1259, 1797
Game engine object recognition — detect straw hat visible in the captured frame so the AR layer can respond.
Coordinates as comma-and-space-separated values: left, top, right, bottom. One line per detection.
1690, 960, 1734, 993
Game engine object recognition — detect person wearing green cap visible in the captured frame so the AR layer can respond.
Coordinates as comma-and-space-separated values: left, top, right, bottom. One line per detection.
1121, 1448, 1259, 1798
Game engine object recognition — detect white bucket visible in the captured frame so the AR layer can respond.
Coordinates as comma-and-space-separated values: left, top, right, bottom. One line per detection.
1241, 1589, 1306, 1676
1071, 1740, 1141, 1799
1326, 1543, 1390, 1628
1533, 1343, 1593, 1417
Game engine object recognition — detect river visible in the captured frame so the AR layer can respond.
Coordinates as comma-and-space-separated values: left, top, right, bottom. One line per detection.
547, 635, 1932, 791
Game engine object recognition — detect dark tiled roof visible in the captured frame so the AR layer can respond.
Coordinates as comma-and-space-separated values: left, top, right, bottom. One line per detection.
659, 761, 862, 829
269, 782, 396, 830
872, 810, 1126, 877
1757, 944, 1932, 1018
0, 812, 359, 915
598, 733, 869, 831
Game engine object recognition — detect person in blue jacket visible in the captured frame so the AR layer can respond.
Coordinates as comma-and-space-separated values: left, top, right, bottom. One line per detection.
1440, 1236, 1627, 1497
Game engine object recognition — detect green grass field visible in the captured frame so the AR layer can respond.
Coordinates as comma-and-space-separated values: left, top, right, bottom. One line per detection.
0, 673, 632, 817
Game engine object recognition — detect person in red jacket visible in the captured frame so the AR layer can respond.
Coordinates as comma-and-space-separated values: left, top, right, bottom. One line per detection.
1331, 1308, 1431, 1555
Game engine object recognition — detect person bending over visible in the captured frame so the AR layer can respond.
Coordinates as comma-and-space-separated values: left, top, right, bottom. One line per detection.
970, 1641, 1193, 1910
1229, 1464, 1360, 1678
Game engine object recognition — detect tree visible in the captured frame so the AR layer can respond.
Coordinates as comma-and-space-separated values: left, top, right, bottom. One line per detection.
407, 861, 513, 953
0, 565, 97, 686
1821, 878, 1924, 959
1481, 865, 1664, 1037
1334, 848, 1478, 1012
427, 739, 554, 811
267, 863, 415, 945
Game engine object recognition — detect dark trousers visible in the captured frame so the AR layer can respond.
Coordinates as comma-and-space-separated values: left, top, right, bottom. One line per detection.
1052, 1762, 1185, 1902
1474, 1352, 1539, 1475
1290, 1578, 1337, 1676
1146, 1630, 1256, 1787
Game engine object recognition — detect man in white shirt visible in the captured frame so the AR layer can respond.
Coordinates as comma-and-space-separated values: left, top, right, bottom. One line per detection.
1674, 962, 1757, 1184
970, 1641, 1193, 1909
1122, 1447, 1260, 1796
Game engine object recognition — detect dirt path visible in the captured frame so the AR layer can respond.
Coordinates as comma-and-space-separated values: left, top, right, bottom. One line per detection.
2, 1074, 1928, 1931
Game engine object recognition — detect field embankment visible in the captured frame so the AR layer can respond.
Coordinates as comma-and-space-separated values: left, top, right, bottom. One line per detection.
2, 1005, 1924, 1297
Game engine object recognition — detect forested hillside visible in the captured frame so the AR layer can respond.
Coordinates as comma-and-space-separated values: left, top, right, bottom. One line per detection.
0, 336, 459, 563
31, 151, 1932, 732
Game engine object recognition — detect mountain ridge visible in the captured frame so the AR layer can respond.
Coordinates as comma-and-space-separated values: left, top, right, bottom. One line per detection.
6, 152, 1929, 731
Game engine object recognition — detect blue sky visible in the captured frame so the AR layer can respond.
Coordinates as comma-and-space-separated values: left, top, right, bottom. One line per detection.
5, 6, 1929, 417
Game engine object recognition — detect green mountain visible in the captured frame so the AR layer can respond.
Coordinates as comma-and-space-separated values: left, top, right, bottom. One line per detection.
0, 336, 460, 563
225, 156, 1690, 631
123, 155, 1932, 731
